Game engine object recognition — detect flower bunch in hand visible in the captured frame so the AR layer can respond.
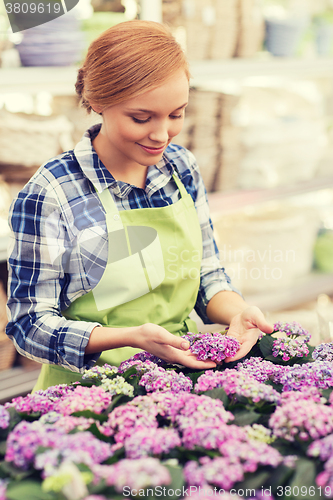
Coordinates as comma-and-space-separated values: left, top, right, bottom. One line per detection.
181, 331, 240, 363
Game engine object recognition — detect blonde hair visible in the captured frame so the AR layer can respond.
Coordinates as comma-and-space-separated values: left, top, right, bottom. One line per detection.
76, 20, 190, 114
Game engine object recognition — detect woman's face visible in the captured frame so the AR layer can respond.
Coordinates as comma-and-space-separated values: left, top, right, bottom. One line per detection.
94, 69, 189, 170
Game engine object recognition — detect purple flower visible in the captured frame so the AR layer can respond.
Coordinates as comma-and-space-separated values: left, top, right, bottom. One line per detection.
194, 369, 280, 405
5, 420, 112, 474
313, 343, 333, 363
279, 361, 333, 391
182, 332, 240, 362
92, 458, 171, 491
0, 405, 10, 429
308, 435, 333, 494
124, 427, 181, 458
56, 385, 112, 415
273, 321, 310, 338
269, 398, 333, 442
139, 366, 193, 393
4, 385, 75, 415
272, 336, 310, 361
99, 395, 158, 441
184, 456, 244, 490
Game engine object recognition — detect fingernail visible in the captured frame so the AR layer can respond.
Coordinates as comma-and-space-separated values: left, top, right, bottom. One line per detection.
181, 341, 190, 350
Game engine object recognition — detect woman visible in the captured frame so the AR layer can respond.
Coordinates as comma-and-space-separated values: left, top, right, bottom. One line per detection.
6, 20, 273, 390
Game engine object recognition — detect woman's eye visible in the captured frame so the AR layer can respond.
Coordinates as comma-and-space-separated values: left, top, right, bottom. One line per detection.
170, 114, 183, 120
132, 117, 150, 124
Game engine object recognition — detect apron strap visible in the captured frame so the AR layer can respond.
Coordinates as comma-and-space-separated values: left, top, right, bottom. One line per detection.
96, 169, 189, 225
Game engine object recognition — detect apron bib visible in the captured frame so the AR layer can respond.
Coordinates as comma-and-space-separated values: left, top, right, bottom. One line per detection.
34, 173, 202, 390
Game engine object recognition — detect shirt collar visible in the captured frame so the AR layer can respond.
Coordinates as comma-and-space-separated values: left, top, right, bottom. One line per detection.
74, 124, 175, 198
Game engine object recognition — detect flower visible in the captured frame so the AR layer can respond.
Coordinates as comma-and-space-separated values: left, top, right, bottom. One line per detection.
139, 366, 193, 393
272, 336, 310, 361
279, 361, 333, 391
269, 398, 333, 442
183, 456, 244, 490
4, 384, 75, 416
82, 364, 119, 380
5, 420, 112, 474
124, 427, 181, 458
194, 369, 280, 405
56, 385, 112, 415
273, 321, 310, 338
92, 458, 171, 492
0, 405, 10, 429
42, 461, 91, 500
182, 331, 240, 362
313, 343, 333, 363
235, 357, 289, 384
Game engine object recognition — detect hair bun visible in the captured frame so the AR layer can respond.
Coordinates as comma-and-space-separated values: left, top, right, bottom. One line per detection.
75, 67, 92, 113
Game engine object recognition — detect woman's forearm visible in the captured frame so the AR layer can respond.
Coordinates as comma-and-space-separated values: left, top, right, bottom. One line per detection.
84, 325, 142, 354
206, 291, 250, 325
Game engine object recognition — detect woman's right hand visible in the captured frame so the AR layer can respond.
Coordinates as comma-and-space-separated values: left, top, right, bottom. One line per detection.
132, 323, 216, 369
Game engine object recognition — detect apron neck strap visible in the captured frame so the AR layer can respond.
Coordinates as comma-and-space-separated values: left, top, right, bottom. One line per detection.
96, 168, 188, 215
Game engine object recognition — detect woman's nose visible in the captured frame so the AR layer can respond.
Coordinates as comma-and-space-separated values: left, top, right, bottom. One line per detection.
148, 122, 169, 144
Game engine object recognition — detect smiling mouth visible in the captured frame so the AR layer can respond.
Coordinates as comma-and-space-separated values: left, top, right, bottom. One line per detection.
137, 143, 166, 154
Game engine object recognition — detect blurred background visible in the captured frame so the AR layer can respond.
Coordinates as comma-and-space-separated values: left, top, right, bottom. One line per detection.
1, 0, 333, 400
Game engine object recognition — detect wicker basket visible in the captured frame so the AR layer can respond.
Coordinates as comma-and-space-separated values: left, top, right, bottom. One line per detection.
0, 332, 16, 371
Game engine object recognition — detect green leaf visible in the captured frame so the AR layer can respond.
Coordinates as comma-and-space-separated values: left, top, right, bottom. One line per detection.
232, 409, 260, 426
0, 441, 7, 457
260, 335, 275, 358
265, 463, 294, 493
71, 410, 108, 422
0, 460, 33, 481
288, 458, 317, 498
162, 463, 184, 500
6, 480, 56, 500
237, 470, 271, 491
202, 388, 229, 407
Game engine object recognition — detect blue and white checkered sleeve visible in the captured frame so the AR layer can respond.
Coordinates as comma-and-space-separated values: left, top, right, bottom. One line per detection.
184, 149, 242, 324
5, 181, 101, 373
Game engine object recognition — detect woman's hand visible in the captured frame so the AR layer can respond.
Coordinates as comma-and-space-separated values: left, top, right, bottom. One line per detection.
224, 306, 274, 362
133, 323, 216, 369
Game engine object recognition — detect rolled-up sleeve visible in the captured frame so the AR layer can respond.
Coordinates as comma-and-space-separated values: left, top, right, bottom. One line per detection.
6, 182, 101, 373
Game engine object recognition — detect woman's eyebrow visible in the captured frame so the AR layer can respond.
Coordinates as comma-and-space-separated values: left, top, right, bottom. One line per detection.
126, 103, 188, 113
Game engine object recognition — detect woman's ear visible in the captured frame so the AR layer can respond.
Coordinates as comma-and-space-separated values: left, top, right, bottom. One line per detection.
90, 102, 103, 114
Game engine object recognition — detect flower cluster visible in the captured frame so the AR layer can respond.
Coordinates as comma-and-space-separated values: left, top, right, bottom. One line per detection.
308, 434, 333, 492
313, 343, 333, 363
235, 357, 290, 384
81, 364, 118, 380
56, 385, 112, 415
194, 369, 280, 405
279, 361, 333, 391
139, 366, 193, 393
272, 336, 310, 361
0, 405, 10, 429
123, 427, 181, 458
181, 331, 240, 362
269, 397, 333, 442
273, 321, 310, 338
4, 384, 75, 416
92, 457, 171, 492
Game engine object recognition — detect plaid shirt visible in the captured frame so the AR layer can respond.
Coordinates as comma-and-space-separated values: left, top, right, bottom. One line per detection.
6, 124, 236, 373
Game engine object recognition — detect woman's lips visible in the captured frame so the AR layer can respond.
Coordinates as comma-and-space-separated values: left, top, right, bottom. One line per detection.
137, 143, 166, 155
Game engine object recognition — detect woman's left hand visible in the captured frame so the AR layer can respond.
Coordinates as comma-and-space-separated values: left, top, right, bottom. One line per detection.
224, 306, 274, 362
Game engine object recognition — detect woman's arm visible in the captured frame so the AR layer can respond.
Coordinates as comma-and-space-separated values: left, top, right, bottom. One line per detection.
86, 323, 217, 369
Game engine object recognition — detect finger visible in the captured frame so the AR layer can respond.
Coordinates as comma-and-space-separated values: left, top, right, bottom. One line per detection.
155, 329, 190, 352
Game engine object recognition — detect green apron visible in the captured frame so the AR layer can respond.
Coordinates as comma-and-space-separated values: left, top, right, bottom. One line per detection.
34, 173, 202, 390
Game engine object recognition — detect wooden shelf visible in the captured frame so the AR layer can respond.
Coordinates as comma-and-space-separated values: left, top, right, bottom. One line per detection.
208, 175, 333, 215
0, 366, 40, 404
245, 271, 333, 312
2, 57, 333, 95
